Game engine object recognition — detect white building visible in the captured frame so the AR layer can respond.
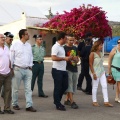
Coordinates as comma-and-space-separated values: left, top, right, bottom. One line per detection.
0, 2, 58, 56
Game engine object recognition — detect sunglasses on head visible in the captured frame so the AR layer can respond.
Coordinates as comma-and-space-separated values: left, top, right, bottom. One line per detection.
118, 42, 120, 44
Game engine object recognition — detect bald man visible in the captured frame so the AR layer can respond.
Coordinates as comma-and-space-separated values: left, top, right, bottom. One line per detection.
0, 34, 14, 114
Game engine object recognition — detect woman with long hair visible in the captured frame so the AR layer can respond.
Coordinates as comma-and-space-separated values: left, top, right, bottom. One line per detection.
89, 40, 113, 107
108, 39, 120, 103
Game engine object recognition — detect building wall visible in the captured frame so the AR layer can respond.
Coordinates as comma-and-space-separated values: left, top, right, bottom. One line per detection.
27, 29, 58, 56
0, 14, 26, 39
0, 13, 58, 56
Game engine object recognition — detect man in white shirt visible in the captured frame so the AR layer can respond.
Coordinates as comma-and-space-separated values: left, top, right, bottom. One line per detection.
10, 29, 36, 112
51, 32, 72, 111
0, 33, 14, 114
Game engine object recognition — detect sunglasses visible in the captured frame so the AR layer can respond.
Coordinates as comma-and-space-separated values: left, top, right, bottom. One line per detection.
118, 42, 120, 44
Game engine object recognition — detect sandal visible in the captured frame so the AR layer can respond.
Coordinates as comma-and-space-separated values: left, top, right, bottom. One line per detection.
92, 102, 100, 107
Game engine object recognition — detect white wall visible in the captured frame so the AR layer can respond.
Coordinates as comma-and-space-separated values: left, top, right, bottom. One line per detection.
0, 14, 26, 40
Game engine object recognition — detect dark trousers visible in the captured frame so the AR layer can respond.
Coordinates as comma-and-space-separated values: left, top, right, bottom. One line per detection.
1, 86, 4, 98
31, 63, 44, 96
52, 68, 68, 107
77, 61, 92, 92
0, 72, 12, 110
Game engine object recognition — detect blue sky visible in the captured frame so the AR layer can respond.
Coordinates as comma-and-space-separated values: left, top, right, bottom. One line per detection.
1, 0, 120, 21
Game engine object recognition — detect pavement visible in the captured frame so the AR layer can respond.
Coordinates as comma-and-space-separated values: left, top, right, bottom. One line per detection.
1, 55, 120, 120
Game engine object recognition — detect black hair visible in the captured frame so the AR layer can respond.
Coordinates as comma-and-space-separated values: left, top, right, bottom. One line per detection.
85, 32, 92, 38
19, 29, 27, 39
117, 39, 120, 42
4, 32, 14, 38
33, 34, 42, 39
57, 32, 66, 41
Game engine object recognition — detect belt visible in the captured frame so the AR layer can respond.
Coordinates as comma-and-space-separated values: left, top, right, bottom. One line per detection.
14, 65, 29, 69
111, 65, 120, 71
33, 61, 43, 64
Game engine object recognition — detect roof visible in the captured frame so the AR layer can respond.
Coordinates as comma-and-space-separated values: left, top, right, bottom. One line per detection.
26, 17, 49, 27
27, 26, 61, 32
0, 1, 47, 25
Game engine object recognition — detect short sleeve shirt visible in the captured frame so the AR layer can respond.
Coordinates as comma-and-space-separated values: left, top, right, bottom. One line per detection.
51, 42, 66, 71
32, 44, 45, 62
64, 45, 78, 72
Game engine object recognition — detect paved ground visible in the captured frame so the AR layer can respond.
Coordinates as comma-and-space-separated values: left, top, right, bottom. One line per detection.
0, 55, 120, 120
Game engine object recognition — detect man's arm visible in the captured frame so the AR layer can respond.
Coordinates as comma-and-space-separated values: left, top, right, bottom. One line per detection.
10, 44, 15, 69
51, 55, 72, 62
29, 46, 33, 68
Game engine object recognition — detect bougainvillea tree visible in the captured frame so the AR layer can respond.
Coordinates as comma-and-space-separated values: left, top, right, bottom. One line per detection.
43, 4, 112, 39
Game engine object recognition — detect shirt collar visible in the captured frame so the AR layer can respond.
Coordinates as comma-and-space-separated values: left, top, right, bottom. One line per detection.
19, 40, 27, 45
5, 42, 11, 48
0, 45, 7, 50
35, 44, 42, 47
56, 42, 62, 46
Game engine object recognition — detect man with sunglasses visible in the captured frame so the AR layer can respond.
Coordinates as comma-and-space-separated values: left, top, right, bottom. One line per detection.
31, 34, 48, 98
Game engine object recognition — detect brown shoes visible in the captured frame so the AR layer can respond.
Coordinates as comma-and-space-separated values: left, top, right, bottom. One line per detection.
13, 105, 20, 110
92, 102, 100, 107
26, 106, 37, 112
93, 102, 113, 107
104, 102, 113, 107
13, 105, 36, 112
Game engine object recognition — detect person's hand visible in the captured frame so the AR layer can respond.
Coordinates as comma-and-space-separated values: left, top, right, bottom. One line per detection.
108, 69, 112, 75
11, 68, 14, 77
64, 56, 73, 61
29, 67, 32, 71
93, 74, 97, 80
72, 56, 79, 63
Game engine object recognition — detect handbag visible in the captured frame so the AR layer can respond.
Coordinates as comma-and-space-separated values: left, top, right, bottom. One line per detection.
107, 75, 116, 85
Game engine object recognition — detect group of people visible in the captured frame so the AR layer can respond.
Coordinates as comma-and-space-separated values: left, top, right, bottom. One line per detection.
0, 29, 120, 113
0, 29, 47, 114
52, 32, 120, 111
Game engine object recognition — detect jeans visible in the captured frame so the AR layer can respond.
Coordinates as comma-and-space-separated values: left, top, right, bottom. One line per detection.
52, 68, 68, 107
12, 66, 33, 108
92, 72, 108, 102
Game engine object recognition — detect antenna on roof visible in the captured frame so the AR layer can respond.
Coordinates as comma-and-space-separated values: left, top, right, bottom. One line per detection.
48, 7, 53, 18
